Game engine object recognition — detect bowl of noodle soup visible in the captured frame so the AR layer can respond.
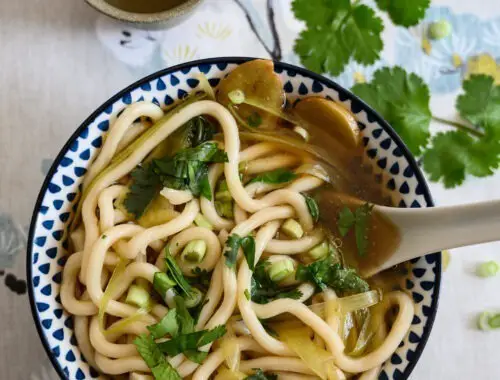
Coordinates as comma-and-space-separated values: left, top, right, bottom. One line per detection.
27, 57, 441, 380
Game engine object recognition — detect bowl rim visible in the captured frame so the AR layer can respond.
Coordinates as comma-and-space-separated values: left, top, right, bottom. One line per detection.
26, 56, 441, 380
85, 0, 202, 24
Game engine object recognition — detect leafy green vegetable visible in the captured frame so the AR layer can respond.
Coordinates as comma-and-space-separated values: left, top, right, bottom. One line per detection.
251, 260, 303, 304
354, 203, 374, 257
292, 0, 383, 76
134, 334, 182, 380
302, 193, 319, 223
189, 267, 212, 291
423, 131, 500, 188
245, 369, 278, 380
165, 249, 192, 298
147, 309, 179, 339
249, 168, 297, 184
124, 164, 163, 219
223, 234, 256, 270
457, 75, 500, 137
352, 66, 432, 155
296, 254, 369, 294
125, 142, 227, 218
338, 207, 356, 237
157, 325, 226, 362
138, 296, 225, 371
241, 236, 256, 270
224, 234, 242, 268
247, 111, 263, 127
174, 296, 195, 335
375, 0, 431, 27
338, 204, 374, 256
423, 75, 500, 187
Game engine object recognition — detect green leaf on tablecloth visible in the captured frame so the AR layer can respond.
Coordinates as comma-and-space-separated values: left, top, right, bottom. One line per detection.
352, 66, 432, 156
292, 0, 383, 76
375, 0, 431, 27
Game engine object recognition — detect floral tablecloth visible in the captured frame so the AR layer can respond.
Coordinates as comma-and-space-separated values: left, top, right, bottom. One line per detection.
1, 0, 500, 378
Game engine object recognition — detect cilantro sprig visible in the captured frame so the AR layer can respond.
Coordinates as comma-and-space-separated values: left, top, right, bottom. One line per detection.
338, 203, 374, 257
296, 254, 369, 294
224, 234, 256, 270
135, 296, 227, 378
353, 71, 500, 188
292, 0, 430, 76
125, 141, 227, 218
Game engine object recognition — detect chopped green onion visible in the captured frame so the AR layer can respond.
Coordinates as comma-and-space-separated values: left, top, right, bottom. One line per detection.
228, 89, 246, 105
181, 240, 207, 263
184, 287, 204, 308
215, 190, 232, 201
244, 289, 251, 301
268, 258, 295, 282
215, 200, 234, 218
429, 19, 452, 40
125, 285, 151, 309
218, 179, 229, 191
281, 219, 304, 239
477, 311, 500, 331
307, 241, 330, 260
476, 261, 499, 278
194, 213, 214, 230
153, 272, 176, 300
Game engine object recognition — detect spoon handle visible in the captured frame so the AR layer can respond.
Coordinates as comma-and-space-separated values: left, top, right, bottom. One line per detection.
380, 199, 500, 269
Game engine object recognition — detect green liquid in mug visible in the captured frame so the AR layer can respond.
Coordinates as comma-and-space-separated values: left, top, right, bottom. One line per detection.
105, 0, 187, 13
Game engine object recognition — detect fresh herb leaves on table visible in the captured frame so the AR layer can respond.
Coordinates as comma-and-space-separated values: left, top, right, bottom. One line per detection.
292, 0, 431, 76
292, 0, 500, 188
353, 72, 500, 188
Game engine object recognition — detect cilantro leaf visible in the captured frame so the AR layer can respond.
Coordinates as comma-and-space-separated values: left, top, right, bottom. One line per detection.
423, 131, 500, 188
251, 260, 303, 304
296, 255, 369, 294
302, 193, 319, 223
157, 325, 226, 362
223, 234, 256, 270
423, 76, 500, 187
241, 236, 256, 271
125, 142, 227, 218
352, 67, 432, 155
224, 234, 242, 268
354, 203, 374, 257
337, 204, 373, 256
375, 0, 430, 27
165, 249, 192, 298
338, 207, 356, 236
249, 168, 297, 184
174, 296, 195, 335
292, 0, 383, 76
134, 334, 182, 380
147, 309, 178, 339
245, 369, 278, 380
457, 75, 500, 137
124, 164, 163, 219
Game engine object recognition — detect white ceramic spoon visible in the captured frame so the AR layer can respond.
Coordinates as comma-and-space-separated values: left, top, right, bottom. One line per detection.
317, 192, 500, 277
367, 200, 500, 276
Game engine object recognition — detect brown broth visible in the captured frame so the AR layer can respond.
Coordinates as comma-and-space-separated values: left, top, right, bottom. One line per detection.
105, 0, 187, 13
314, 188, 401, 278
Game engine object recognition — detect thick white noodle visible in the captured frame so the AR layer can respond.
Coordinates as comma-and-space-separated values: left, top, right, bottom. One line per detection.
63, 99, 416, 379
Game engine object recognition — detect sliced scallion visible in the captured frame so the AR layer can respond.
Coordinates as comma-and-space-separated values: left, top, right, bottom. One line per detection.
476, 261, 499, 278
181, 240, 207, 263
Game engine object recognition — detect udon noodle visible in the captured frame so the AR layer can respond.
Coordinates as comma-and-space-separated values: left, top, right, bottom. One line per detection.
61, 60, 414, 380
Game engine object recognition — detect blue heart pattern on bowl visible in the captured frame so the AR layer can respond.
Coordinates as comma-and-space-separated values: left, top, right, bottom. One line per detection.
28, 58, 440, 380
